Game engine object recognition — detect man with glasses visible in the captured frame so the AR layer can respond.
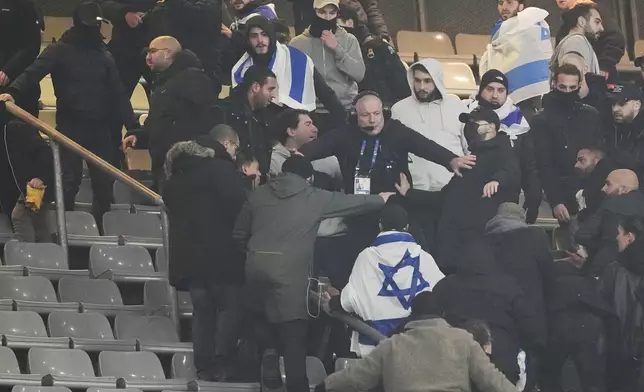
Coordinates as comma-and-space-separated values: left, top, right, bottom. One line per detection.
122, 35, 218, 190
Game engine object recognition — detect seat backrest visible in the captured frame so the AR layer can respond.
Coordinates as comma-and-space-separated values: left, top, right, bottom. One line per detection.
58, 277, 124, 305
171, 352, 195, 379
144, 280, 174, 318
98, 351, 165, 380
0, 311, 48, 338
12, 387, 72, 392
397, 30, 454, 55
619, 51, 632, 65
455, 33, 489, 57
114, 315, 179, 343
103, 211, 162, 238
155, 248, 167, 274
4, 240, 68, 269
131, 84, 150, 111
65, 211, 100, 236
0, 214, 13, 234
28, 348, 96, 377
90, 244, 155, 276
441, 62, 477, 91
305, 357, 327, 386
0, 346, 21, 374
0, 276, 57, 302
48, 311, 115, 340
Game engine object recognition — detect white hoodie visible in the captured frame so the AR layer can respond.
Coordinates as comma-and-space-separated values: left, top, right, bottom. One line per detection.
391, 59, 468, 191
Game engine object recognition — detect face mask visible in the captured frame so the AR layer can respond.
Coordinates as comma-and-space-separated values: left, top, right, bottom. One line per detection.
551, 89, 580, 106
478, 98, 502, 110
310, 15, 338, 38
464, 123, 485, 145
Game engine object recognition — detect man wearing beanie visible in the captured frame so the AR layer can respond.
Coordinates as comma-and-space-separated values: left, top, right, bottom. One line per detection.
233, 155, 392, 392
464, 69, 541, 223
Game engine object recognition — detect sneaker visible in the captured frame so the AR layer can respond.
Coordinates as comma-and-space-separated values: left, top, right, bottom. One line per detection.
261, 349, 283, 390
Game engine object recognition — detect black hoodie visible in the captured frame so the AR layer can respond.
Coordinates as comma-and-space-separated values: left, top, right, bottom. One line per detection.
126, 50, 218, 175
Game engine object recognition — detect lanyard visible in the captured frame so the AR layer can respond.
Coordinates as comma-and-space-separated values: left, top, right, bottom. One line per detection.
355, 139, 380, 173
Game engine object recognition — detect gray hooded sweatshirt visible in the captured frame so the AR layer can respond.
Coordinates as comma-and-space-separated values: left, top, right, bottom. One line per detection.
290, 26, 365, 111
551, 32, 601, 76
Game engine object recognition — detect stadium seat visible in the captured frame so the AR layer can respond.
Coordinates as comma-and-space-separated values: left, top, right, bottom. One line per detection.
98, 351, 188, 390
441, 62, 478, 98
39, 77, 56, 108
28, 347, 118, 388
0, 276, 78, 314
155, 248, 168, 275
144, 280, 192, 320
0, 311, 69, 349
0, 347, 42, 386
90, 244, 165, 282
131, 84, 150, 111
0, 212, 18, 244
455, 33, 489, 57
334, 358, 358, 372
396, 30, 473, 65
12, 387, 73, 392
219, 85, 231, 100
617, 50, 640, 73
115, 314, 191, 353
43, 17, 72, 42
48, 311, 136, 352
171, 353, 195, 380
3, 240, 88, 279
58, 277, 145, 317
102, 211, 163, 243
279, 356, 326, 388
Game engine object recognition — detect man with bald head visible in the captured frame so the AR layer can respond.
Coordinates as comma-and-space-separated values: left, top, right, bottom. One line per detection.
123, 36, 218, 189
576, 169, 644, 276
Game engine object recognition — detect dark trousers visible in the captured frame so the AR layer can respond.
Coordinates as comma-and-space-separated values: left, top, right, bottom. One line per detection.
59, 126, 114, 223
489, 328, 520, 385
541, 310, 607, 392
189, 283, 241, 378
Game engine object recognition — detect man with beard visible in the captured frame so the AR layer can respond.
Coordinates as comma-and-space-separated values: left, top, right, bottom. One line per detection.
551, 3, 604, 76
608, 83, 644, 181
0, 1, 139, 223
464, 70, 541, 224
232, 16, 345, 124
555, 0, 625, 85
574, 146, 615, 222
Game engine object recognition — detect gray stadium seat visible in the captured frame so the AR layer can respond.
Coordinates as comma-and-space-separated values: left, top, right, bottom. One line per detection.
28, 348, 118, 388
3, 240, 88, 279
334, 358, 358, 373
171, 353, 195, 380
98, 351, 187, 391
0, 346, 42, 386
144, 280, 192, 321
0, 311, 69, 349
62, 211, 100, 236
170, 353, 261, 392
114, 314, 191, 354
0, 276, 77, 314
48, 311, 136, 352
12, 387, 72, 392
57, 277, 145, 317
155, 248, 167, 275
102, 211, 162, 243
279, 357, 326, 388
0, 214, 18, 244
89, 244, 165, 282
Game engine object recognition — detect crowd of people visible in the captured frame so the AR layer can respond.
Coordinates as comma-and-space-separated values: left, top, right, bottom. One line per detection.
2, 0, 644, 390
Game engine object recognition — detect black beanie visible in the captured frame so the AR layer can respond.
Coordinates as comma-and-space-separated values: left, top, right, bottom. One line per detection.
478, 69, 509, 95
282, 156, 314, 180
380, 203, 409, 231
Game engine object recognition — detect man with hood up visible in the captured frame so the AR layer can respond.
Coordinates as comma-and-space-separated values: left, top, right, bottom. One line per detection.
232, 155, 390, 392
290, 0, 365, 116
464, 70, 542, 223
0, 1, 140, 222
231, 16, 346, 124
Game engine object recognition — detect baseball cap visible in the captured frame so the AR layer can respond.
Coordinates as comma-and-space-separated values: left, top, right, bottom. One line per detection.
313, 0, 339, 9
608, 83, 642, 104
74, 2, 105, 27
459, 107, 501, 130
635, 55, 644, 68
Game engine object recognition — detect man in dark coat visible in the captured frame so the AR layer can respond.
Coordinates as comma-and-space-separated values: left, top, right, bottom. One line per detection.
123, 36, 218, 190
608, 83, 644, 181
163, 124, 247, 382
433, 240, 545, 385
576, 169, 644, 277
0, 1, 140, 222
233, 155, 389, 392
533, 64, 603, 224
0, 0, 41, 116
574, 146, 615, 222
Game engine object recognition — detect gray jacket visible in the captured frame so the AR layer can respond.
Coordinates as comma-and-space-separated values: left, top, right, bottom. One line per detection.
324, 318, 518, 392
290, 27, 365, 111
232, 173, 383, 322
551, 32, 601, 76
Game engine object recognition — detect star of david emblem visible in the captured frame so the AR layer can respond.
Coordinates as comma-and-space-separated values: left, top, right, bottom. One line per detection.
378, 250, 429, 310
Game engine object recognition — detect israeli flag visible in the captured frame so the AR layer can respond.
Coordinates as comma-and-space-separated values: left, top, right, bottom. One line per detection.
340, 231, 445, 356
480, 7, 553, 104
232, 42, 317, 111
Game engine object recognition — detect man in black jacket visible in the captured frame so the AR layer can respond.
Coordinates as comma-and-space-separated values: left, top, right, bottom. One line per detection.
433, 240, 545, 385
122, 36, 218, 190
0, 0, 41, 116
0, 1, 140, 222
576, 169, 644, 277
163, 124, 247, 381
574, 146, 615, 222
608, 83, 644, 181
98, 0, 157, 97
533, 64, 603, 225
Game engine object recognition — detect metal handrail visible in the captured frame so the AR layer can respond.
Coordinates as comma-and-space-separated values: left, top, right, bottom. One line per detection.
5, 102, 169, 261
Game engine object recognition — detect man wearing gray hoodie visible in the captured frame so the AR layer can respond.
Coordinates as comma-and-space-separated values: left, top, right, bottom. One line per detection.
290, 0, 365, 117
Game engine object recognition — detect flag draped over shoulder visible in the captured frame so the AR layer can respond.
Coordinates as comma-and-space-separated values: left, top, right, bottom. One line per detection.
232, 42, 317, 111
480, 7, 553, 104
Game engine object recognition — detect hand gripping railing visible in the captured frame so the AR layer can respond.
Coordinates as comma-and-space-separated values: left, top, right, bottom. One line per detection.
5, 101, 170, 263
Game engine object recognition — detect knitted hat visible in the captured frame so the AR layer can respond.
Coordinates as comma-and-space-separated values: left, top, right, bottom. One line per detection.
478, 69, 509, 95
380, 203, 409, 231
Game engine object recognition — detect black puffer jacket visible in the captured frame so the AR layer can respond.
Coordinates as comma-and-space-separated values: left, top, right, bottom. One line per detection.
98, 0, 157, 49
126, 50, 218, 175
532, 92, 603, 212
0, 0, 41, 115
